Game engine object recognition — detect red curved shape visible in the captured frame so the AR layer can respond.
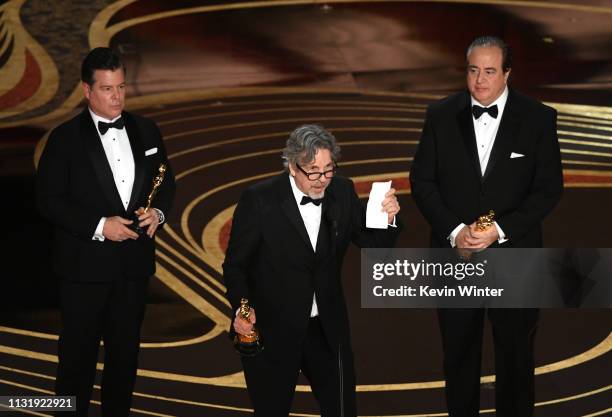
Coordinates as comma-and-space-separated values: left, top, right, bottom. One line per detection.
0, 49, 42, 111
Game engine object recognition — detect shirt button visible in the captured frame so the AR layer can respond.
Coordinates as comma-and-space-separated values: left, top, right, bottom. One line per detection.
117, 159, 120, 161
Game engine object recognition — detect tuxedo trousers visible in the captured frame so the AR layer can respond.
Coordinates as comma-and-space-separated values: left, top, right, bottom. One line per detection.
241, 317, 357, 417
55, 277, 148, 417
438, 308, 539, 417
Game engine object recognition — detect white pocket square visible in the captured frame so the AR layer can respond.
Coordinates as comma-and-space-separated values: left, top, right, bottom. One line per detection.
510, 152, 525, 159
145, 147, 158, 156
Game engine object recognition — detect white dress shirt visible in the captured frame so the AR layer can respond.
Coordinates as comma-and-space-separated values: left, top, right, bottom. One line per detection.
449, 86, 509, 246
289, 174, 321, 318
472, 86, 508, 175
89, 109, 135, 241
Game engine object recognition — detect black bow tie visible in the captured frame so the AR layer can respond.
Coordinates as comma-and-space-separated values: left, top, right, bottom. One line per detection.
300, 195, 323, 206
98, 117, 125, 135
472, 104, 498, 119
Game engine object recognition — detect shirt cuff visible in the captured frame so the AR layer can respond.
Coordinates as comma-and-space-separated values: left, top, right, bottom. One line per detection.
448, 223, 466, 248
153, 208, 165, 224
93, 217, 106, 241
494, 221, 508, 244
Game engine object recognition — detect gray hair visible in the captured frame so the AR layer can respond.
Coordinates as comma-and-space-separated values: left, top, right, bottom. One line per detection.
282, 124, 341, 169
466, 36, 512, 73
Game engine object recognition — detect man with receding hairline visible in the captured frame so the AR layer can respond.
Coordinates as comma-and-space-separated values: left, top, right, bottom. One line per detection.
410, 36, 563, 416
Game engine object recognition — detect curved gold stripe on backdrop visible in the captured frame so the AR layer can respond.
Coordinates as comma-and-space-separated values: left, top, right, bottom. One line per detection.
175, 172, 277, 268
127, 88, 441, 112
0, 0, 59, 119
199, 168, 612, 273
33, 122, 612, 171
558, 115, 612, 127
582, 409, 612, 417
96, 0, 612, 50
2, 332, 610, 391
157, 238, 227, 295
201, 205, 237, 270
178, 155, 413, 264
138, 98, 612, 136
558, 121, 612, 133
0, 262, 228, 349
199, 169, 415, 267
167, 125, 419, 144
0, 376, 175, 417
0, 368, 610, 417
8, 0, 612, 128
156, 107, 425, 127
0, 1, 27, 95
165, 119, 421, 141
561, 149, 612, 159
177, 147, 611, 262
558, 130, 612, 142
560, 139, 612, 150
143, 100, 428, 118
562, 159, 612, 168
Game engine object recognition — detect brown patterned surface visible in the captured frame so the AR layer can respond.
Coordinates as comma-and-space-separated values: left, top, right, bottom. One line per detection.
0, 1, 610, 416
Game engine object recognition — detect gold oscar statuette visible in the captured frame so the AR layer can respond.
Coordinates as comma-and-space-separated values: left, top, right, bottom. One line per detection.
233, 298, 263, 356
457, 210, 496, 260
476, 210, 495, 231
133, 163, 166, 235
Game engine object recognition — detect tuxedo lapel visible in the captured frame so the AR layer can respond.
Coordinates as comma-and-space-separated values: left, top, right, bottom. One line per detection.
482, 91, 521, 182
456, 96, 482, 180
315, 213, 330, 259
280, 176, 315, 254
319, 187, 338, 258
80, 110, 125, 214
124, 112, 146, 214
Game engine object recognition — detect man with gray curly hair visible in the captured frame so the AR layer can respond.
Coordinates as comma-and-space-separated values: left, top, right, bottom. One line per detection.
224, 124, 402, 416
282, 124, 342, 200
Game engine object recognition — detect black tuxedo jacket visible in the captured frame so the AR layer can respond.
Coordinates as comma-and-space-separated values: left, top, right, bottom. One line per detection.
223, 174, 402, 356
36, 109, 175, 281
410, 89, 563, 248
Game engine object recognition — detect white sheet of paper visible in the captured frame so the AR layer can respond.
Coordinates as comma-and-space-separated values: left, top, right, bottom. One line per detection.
366, 181, 391, 229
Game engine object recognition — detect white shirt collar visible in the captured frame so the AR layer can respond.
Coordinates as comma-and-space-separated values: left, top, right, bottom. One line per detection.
88, 108, 123, 134
471, 85, 509, 115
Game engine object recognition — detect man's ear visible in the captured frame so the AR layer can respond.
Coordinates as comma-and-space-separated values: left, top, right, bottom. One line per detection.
82, 82, 91, 100
288, 164, 296, 177
504, 68, 511, 83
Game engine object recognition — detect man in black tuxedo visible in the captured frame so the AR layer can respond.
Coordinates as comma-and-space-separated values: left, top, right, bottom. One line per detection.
223, 124, 402, 416
36, 48, 175, 416
410, 36, 563, 417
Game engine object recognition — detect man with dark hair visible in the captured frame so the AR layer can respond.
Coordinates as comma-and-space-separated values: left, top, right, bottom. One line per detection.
410, 36, 563, 416
223, 124, 402, 416
80, 47, 124, 86
36, 47, 175, 416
